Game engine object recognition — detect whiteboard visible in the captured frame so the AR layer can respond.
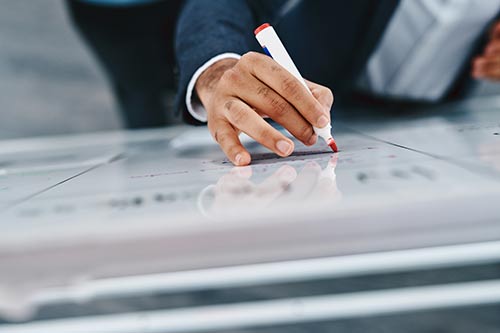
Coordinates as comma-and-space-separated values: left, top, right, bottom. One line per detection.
1, 98, 500, 320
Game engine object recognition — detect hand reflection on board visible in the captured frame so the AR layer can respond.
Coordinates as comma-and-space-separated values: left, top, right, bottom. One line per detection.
198, 155, 342, 218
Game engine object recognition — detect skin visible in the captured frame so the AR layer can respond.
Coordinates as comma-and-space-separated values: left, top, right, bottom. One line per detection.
195, 51, 334, 166
472, 21, 500, 81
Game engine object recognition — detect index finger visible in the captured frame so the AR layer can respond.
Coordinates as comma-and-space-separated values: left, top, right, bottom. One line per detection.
239, 52, 330, 129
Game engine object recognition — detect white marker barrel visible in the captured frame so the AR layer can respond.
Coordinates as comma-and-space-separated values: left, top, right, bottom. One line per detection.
254, 23, 309, 92
254, 23, 335, 149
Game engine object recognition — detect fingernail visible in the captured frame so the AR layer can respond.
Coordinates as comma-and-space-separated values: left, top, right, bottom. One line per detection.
276, 140, 293, 156
318, 115, 329, 128
307, 135, 317, 146
235, 154, 242, 165
236, 153, 251, 166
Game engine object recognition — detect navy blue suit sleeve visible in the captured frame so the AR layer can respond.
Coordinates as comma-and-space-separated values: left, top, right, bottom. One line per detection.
175, 0, 256, 124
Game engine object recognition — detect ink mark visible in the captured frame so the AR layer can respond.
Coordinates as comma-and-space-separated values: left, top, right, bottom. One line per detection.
391, 169, 410, 179
54, 205, 75, 214
108, 196, 144, 208
130, 170, 189, 179
18, 208, 43, 217
154, 191, 195, 203
109, 199, 128, 208
357, 172, 368, 183
282, 183, 292, 192
457, 123, 500, 132
250, 150, 333, 162
494, 132, 499, 136
155, 193, 177, 203
199, 166, 228, 172
412, 166, 436, 181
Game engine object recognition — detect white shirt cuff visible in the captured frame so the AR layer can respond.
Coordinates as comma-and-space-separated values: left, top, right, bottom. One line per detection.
185, 53, 242, 123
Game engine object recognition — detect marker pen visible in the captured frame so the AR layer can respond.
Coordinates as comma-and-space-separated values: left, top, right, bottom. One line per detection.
254, 23, 338, 152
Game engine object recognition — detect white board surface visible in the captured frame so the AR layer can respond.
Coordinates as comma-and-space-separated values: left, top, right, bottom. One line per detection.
1, 98, 500, 319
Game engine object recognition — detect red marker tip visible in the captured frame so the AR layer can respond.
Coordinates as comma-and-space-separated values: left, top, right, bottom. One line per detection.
327, 138, 338, 152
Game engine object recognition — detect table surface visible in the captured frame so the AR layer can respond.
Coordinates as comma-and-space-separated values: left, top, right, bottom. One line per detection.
1, 96, 500, 324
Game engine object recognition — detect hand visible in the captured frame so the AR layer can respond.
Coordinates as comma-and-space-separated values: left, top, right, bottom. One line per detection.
195, 52, 334, 166
472, 21, 500, 81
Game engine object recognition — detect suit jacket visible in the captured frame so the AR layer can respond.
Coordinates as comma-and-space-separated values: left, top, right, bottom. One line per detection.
174, 0, 400, 123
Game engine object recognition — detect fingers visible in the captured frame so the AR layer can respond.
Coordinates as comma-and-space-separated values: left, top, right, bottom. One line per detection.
209, 118, 251, 166
230, 71, 316, 145
201, 52, 335, 165
223, 98, 295, 158
472, 57, 500, 80
474, 21, 500, 81
239, 52, 330, 128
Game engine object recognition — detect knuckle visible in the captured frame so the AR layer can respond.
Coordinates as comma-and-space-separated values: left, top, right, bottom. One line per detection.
219, 134, 232, 146
270, 99, 289, 118
270, 64, 282, 73
212, 129, 221, 143
220, 68, 241, 85
208, 122, 220, 142
281, 77, 300, 97
298, 124, 313, 139
213, 130, 231, 146
241, 51, 260, 65
227, 103, 248, 125
256, 85, 270, 97
224, 99, 235, 113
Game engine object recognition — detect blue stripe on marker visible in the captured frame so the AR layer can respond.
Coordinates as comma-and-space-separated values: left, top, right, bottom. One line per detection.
262, 46, 272, 57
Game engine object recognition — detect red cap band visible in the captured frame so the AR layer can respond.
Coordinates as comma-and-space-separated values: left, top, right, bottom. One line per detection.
254, 23, 271, 35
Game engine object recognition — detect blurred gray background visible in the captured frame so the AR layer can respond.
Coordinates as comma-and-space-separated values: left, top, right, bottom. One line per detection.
1, 0, 500, 141
0, 0, 121, 140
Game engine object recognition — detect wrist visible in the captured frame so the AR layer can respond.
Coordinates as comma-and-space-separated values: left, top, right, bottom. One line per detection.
195, 58, 238, 106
